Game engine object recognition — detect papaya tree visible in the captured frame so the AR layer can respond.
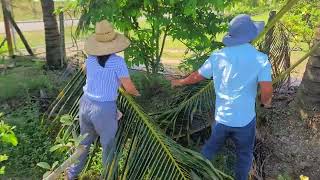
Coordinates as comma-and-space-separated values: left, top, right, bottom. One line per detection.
76, 0, 230, 74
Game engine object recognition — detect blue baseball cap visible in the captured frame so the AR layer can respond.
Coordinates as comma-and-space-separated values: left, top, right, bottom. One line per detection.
222, 14, 265, 46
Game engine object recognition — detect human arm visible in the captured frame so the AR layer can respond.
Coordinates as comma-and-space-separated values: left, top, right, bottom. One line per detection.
259, 82, 273, 108
120, 77, 141, 96
171, 71, 206, 87
258, 58, 273, 108
171, 56, 213, 87
117, 59, 140, 96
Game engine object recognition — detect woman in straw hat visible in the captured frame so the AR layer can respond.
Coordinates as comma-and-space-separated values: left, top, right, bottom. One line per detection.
66, 20, 140, 179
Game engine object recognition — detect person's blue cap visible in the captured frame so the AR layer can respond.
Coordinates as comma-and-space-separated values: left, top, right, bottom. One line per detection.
222, 14, 265, 46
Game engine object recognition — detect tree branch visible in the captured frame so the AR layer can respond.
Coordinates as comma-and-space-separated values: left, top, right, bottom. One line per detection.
159, 27, 169, 59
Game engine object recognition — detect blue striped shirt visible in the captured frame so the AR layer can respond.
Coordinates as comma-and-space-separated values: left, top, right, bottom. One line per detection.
83, 54, 129, 102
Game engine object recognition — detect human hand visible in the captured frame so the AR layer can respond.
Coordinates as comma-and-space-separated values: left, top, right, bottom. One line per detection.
171, 79, 183, 88
117, 109, 123, 121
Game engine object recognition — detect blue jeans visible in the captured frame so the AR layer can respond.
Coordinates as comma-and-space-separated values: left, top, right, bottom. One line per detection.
68, 95, 118, 179
201, 118, 256, 180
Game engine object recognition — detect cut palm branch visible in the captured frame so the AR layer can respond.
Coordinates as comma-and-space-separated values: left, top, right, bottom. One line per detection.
44, 77, 232, 179
43, 0, 305, 178
258, 22, 291, 90
155, 0, 301, 139
102, 89, 232, 179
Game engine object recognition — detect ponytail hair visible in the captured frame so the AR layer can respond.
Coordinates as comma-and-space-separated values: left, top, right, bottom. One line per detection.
97, 55, 111, 67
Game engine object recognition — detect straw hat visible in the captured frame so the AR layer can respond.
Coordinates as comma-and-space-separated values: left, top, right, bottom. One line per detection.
84, 20, 130, 56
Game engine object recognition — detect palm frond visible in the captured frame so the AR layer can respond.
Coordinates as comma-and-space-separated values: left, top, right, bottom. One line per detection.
272, 40, 320, 85
43, 0, 305, 178
103, 89, 231, 179
44, 71, 231, 179
154, 81, 214, 141
155, 0, 300, 139
258, 22, 291, 90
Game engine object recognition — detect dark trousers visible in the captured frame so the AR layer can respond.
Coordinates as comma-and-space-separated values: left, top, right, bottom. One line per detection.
201, 118, 256, 180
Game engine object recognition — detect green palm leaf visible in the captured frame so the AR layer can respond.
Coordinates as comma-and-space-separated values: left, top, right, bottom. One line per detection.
43, 73, 232, 179
155, 0, 301, 138
154, 81, 215, 140
42, 0, 306, 178
103, 89, 231, 179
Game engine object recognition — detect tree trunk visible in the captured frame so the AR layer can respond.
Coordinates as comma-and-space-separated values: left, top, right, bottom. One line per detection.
40, 0, 61, 69
297, 26, 320, 128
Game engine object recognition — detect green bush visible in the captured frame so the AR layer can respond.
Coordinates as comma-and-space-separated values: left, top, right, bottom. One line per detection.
0, 102, 61, 178
283, 0, 320, 49
0, 120, 18, 175
0, 60, 53, 101
131, 71, 176, 113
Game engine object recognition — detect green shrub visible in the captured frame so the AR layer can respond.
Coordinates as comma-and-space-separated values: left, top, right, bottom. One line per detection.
0, 60, 53, 101
0, 102, 61, 178
0, 120, 18, 175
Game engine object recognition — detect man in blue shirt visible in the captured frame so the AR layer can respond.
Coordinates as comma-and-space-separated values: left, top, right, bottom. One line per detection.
171, 14, 273, 180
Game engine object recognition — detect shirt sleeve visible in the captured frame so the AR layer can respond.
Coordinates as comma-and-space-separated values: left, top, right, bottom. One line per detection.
116, 59, 130, 78
198, 55, 215, 79
258, 58, 272, 82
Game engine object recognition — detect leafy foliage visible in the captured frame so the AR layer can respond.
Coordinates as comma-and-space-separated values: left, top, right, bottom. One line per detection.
156, 0, 301, 141
154, 81, 215, 143
0, 102, 61, 178
75, 0, 230, 73
225, 0, 283, 15
44, 72, 232, 179
43, 0, 313, 179
0, 120, 18, 175
103, 89, 231, 179
283, 0, 320, 49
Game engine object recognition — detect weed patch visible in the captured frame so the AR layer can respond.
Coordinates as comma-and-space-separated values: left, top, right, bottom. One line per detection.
0, 101, 62, 179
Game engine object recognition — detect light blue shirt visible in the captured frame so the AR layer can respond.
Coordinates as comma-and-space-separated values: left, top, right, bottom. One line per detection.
198, 43, 272, 127
83, 54, 129, 102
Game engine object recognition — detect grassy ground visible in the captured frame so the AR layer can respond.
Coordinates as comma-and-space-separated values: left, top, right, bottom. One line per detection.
0, 0, 76, 21
0, 58, 53, 100
0, 57, 69, 178
0, 102, 62, 178
0, 26, 82, 53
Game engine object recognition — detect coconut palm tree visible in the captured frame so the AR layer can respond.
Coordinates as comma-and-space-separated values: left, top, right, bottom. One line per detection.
297, 26, 320, 117
40, 0, 61, 69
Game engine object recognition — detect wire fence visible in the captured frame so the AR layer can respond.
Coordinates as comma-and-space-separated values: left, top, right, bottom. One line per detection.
0, 18, 84, 58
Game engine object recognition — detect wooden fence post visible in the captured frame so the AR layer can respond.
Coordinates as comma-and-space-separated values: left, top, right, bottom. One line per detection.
59, 9, 66, 68
265, 10, 277, 55
5, 9, 34, 56
1, 0, 14, 57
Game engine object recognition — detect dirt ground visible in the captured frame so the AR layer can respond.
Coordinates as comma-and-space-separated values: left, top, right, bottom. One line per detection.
258, 87, 320, 179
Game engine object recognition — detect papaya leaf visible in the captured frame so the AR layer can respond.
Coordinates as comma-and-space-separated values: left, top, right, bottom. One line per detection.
37, 162, 51, 170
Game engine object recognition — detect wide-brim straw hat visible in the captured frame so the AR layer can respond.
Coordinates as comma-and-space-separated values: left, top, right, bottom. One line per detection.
84, 20, 130, 56
222, 14, 265, 46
